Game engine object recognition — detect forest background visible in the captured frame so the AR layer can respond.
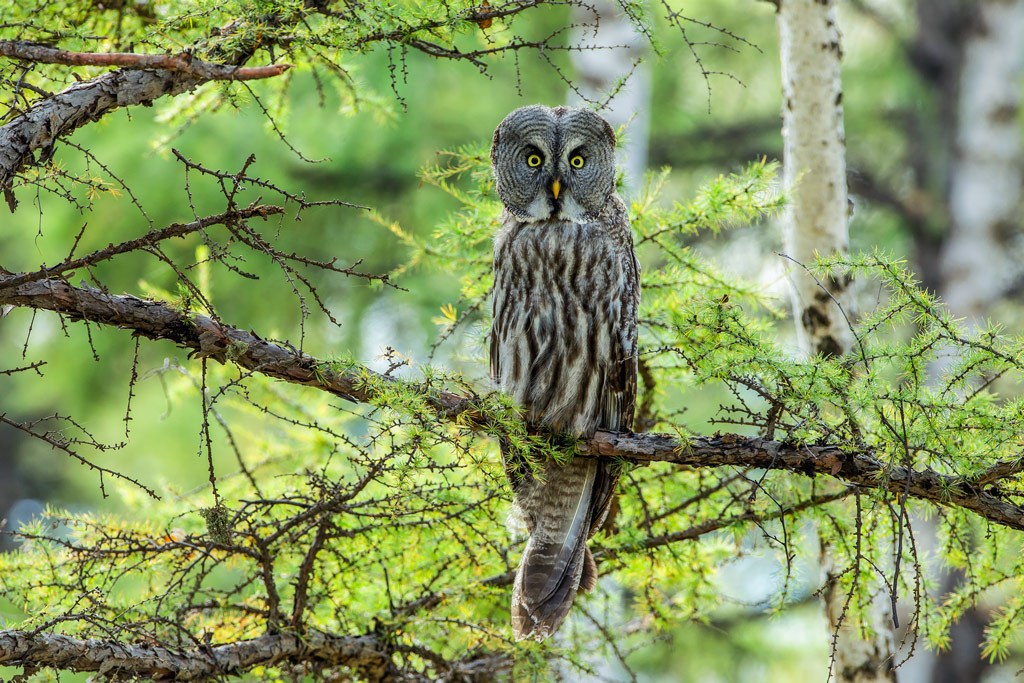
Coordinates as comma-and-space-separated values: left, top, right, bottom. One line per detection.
1, 0, 1023, 681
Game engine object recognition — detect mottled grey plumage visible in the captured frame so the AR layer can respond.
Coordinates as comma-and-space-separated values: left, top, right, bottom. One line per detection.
489, 105, 640, 641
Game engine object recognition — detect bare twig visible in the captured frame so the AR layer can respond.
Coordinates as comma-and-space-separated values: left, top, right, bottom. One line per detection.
2, 204, 285, 289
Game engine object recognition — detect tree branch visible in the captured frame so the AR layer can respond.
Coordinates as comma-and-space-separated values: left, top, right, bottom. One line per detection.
0, 52, 288, 197
1, 203, 285, 289
0, 629, 397, 681
0, 40, 291, 80
2, 277, 1022, 531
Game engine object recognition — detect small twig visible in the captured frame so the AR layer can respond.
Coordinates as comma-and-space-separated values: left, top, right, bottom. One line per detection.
1, 204, 285, 290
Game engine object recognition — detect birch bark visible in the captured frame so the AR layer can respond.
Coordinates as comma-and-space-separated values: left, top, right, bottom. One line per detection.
778, 1, 897, 680
929, 3, 1024, 681
779, 0, 853, 358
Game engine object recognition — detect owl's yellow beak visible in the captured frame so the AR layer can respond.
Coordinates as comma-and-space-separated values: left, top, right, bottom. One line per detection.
551, 178, 561, 200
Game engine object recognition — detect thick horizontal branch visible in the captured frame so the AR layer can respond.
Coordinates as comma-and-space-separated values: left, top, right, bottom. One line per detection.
0, 629, 397, 681
585, 433, 1024, 530
2, 278, 1023, 531
0, 40, 291, 80
0, 69, 196, 195
0, 277, 473, 412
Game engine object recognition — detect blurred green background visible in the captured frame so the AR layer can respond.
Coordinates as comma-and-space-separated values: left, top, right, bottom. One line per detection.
2, 0, 1022, 680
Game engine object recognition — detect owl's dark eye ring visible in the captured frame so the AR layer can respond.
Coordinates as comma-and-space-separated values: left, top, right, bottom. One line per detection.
570, 155, 585, 169
526, 154, 542, 168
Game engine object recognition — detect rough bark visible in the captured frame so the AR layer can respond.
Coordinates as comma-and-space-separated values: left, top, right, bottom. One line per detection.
0, 69, 201, 196
778, 1, 897, 680
0, 629, 397, 681
0, 48, 289, 200
2, 276, 1023, 532
0, 40, 290, 80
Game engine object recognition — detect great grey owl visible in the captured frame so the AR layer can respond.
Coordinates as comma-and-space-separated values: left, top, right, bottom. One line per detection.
489, 105, 640, 641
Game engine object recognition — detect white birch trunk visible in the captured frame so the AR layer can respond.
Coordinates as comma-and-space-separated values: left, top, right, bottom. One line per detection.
779, 1, 897, 680
940, 0, 1024, 320
570, 0, 651, 193
779, 0, 854, 358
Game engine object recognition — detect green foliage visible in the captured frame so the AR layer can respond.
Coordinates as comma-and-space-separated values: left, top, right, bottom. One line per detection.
379, 150, 1024, 668
4, 0, 1024, 679
0, 156, 794, 678
1, 0, 587, 135
7, 136, 1024, 677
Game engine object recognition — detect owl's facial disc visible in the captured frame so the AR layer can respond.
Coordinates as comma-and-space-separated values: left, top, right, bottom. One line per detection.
553, 111, 616, 221
490, 106, 559, 221
523, 151, 560, 220
491, 105, 616, 222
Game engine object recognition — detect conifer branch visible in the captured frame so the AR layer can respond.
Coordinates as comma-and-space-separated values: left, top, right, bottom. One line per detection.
0, 40, 292, 80
2, 277, 1022, 532
0, 629, 398, 681
0, 67, 206, 197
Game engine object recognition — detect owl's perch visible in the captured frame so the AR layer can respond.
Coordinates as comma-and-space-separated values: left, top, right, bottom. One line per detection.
2, 276, 1022, 532
586, 431, 1024, 531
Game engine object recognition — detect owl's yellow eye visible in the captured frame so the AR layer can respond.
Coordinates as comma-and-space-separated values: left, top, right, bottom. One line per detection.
526, 154, 542, 167
570, 155, 585, 168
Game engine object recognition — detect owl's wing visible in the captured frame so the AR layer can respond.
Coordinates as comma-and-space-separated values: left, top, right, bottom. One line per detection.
489, 230, 508, 386
488, 323, 501, 389
588, 240, 640, 539
599, 248, 640, 433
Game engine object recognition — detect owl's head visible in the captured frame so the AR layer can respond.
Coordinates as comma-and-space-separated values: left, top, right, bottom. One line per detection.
490, 105, 617, 223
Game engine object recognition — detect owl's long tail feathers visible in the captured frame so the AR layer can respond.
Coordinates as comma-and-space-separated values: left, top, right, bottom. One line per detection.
510, 457, 602, 642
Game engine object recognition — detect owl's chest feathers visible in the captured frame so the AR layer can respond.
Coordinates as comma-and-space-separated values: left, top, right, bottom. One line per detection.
492, 218, 628, 435
495, 219, 626, 297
